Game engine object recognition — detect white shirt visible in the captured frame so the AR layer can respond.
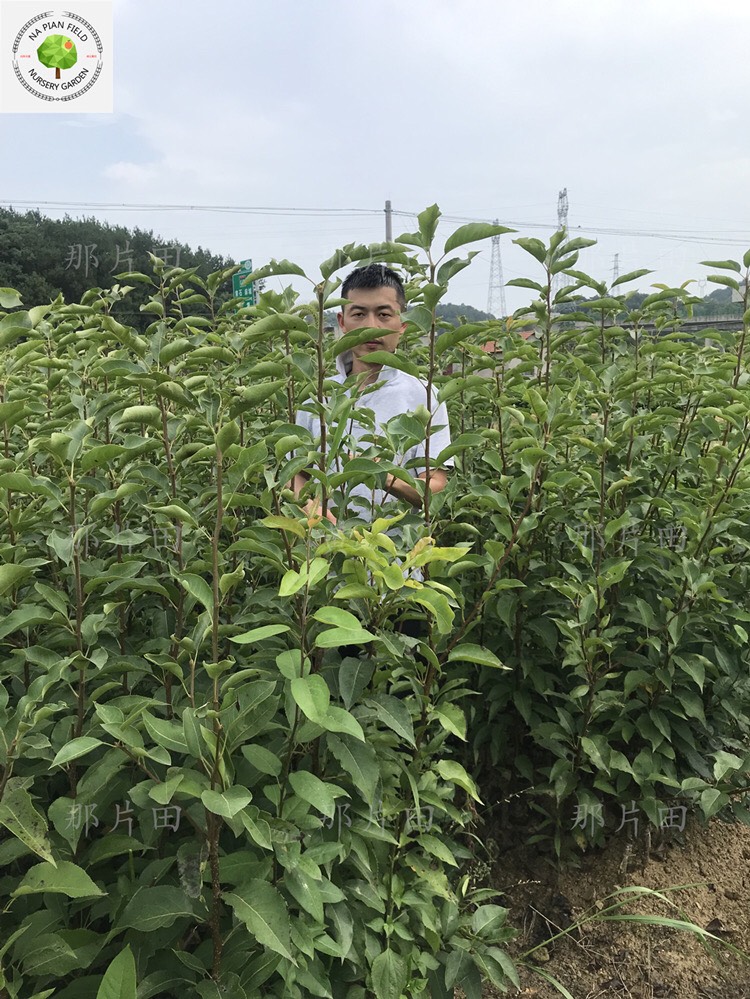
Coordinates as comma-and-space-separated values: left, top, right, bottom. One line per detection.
294, 350, 454, 522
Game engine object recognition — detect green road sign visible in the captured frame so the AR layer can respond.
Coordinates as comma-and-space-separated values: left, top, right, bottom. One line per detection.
232, 271, 255, 305
233, 261, 255, 304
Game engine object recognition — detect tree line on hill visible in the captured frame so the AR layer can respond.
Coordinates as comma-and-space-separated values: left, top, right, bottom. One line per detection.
0, 207, 739, 327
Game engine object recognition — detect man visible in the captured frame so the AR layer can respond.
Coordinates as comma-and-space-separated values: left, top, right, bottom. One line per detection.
291, 264, 453, 524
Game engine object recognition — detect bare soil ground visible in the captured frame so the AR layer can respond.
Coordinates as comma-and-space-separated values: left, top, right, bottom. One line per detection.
473, 817, 750, 999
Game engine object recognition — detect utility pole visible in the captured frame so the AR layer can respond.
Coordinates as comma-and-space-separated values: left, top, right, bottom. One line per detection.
385, 200, 392, 242
487, 219, 507, 318
612, 253, 620, 287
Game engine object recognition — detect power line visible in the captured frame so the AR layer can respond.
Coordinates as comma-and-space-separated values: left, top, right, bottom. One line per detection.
2, 199, 748, 245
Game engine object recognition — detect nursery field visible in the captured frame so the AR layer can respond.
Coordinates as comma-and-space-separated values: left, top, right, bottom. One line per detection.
1, 207, 750, 998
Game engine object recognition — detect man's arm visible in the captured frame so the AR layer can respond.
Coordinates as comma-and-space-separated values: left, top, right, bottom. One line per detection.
290, 471, 337, 525
384, 467, 449, 509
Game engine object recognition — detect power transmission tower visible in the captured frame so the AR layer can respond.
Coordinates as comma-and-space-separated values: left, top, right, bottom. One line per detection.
553, 188, 571, 297
487, 219, 507, 318
613, 253, 620, 287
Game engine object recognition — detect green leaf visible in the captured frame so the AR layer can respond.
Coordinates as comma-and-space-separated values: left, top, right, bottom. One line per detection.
52, 737, 104, 767
230, 624, 290, 644
321, 705, 366, 742
327, 734, 379, 802
0, 472, 56, 497
706, 274, 740, 291
117, 886, 193, 932
243, 260, 308, 284
291, 674, 330, 723
96, 946, 136, 999
224, 881, 293, 961
513, 236, 547, 264
432, 703, 467, 740
313, 606, 363, 629
289, 771, 346, 818
339, 657, 374, 710
506, 277, 545, 293
201, 786, 252, 819
119, 405, 162, 427
369, 693, 415, 746
419, 833, 458, 866
700, 259, 741, 273
0, 287, 23, 308
0, 563, 33, 597
418, 204, 442, 247
0, 778, 55, 863
435, 759, 482, 801
315, 625, 376, 648
13, 860, 104, 898
241, 744, 282, 777
405, 587, 454, 634
447, 644, 508, 670
371, 950, 407, 999
359, 351, 420, 378
611, 268, 653, 287
179, 573, 214, 615
279, 557, 328, 597
443, 222, 514, 254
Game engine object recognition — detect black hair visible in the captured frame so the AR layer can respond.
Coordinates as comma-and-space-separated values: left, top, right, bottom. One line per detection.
341, 264, 406, 310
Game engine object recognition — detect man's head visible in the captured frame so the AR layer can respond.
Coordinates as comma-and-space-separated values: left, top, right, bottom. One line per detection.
341, 264, 406, 311
338, 265, 406, 368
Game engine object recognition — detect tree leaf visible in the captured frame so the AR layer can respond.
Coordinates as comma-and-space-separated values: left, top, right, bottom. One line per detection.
327, 734, 379, 802
699, 259, 741, 273
117, 886, 193, 932
52, 736, 104, 767
96, 946, 136, 999
224, 881, 294, 961
315, 625, 376, 648
201, 786, 252, 819
291, 674, 330, 723
371, 949, 408, 999
443, 222, 514, 255
0, 287, 23, 308
447, 644, 509, 670
0, 563, 33, 597
230, 624, 290, 644
321, 705, 366, 742
368, 693, 415, 746
338, 657, 374, 710
611, 268, 653, 287
288, 771, 346, 819
13, 860, 105, 898
0, 778, 56, 863
435, 759, 482, 801
179, 573, 214, 616
313, 606, 363, 630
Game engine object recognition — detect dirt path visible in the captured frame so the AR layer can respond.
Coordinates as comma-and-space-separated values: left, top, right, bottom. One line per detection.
477, 817, 750, 999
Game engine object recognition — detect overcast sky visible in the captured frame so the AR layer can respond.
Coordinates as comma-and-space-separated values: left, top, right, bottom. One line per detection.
1, 0, 749, 313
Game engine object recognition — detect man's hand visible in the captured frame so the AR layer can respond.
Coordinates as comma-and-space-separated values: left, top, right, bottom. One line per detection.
303, 498, 337, 526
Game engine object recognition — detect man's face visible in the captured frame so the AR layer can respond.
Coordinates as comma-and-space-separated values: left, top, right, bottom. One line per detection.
338, 286, 405, 364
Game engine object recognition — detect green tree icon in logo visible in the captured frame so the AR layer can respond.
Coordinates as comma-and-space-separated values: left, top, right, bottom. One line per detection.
37, 34, 78, 80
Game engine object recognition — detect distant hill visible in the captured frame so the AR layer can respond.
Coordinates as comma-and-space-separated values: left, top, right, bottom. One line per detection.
0, 207, 232, 324
436, 302, 494, 324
